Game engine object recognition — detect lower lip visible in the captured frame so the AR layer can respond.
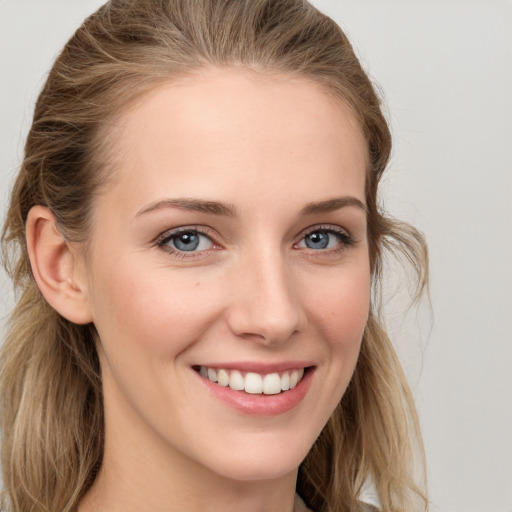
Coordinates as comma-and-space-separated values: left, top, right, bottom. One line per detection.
195, 368, 315, 416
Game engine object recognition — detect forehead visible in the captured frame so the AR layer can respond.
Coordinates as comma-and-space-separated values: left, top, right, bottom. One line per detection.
98, 68, 368, 212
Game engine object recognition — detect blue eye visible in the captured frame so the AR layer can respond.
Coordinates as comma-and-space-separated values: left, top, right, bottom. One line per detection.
160, 230, 213, 252
297, 228, 351, 250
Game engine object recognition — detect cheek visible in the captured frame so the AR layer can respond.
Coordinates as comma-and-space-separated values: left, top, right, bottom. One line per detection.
298, 264, 370, 430
87, 260, 222, 361
307, 265, 371, 350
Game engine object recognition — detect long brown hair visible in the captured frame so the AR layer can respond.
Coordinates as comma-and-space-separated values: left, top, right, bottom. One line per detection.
1, 1, 428, 510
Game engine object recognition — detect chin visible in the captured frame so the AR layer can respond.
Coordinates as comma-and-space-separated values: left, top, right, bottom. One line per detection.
196, 434, 313, 483
213, 459, 300, 483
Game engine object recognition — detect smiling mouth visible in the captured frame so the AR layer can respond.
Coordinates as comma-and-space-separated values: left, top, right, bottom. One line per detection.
194, 366, 309, 395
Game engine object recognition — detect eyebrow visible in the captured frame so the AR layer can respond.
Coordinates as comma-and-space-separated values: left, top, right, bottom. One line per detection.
135, 195, 366, 218
136, 198, 238, 218
300, 196, 367, 216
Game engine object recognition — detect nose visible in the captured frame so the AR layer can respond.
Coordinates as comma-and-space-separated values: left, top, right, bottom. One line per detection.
226, 250, 306, 346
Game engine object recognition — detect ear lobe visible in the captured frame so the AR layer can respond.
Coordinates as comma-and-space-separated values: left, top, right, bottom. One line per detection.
26, 206, 93, 325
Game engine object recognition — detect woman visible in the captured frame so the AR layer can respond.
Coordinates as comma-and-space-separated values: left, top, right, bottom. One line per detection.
0, 1, 428, 511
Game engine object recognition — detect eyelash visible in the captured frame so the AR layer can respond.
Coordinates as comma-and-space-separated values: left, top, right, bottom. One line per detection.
156, 227, 219, 259
295, 224, 355, 254
156, 224, 355, 259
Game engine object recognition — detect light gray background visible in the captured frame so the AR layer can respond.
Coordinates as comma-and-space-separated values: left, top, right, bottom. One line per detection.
1, 1, 511, 511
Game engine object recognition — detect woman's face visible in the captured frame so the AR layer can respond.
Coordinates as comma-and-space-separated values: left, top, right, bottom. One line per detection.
80, 69, 370, 483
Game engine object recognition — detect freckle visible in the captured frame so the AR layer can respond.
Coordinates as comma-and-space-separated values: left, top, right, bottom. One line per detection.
195, 282, 200, 287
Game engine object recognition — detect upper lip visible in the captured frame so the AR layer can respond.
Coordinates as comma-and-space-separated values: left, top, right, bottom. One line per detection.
194, 361, 315, 373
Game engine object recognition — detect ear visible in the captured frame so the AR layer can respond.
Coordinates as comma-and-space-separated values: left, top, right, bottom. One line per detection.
26, 206, 93, 325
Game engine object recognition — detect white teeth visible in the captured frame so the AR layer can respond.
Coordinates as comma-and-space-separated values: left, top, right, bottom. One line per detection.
244, 372, 263, 394
198, 366, 307, 394
217, 369, 229, 387
290, 370, 299, 389
290, 368, 304, 389
281, 372, 290, 391
262, 373, 281, 395
229, 370, 244, 391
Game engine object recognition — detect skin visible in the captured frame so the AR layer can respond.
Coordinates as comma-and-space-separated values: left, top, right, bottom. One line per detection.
66, 69, 371, 512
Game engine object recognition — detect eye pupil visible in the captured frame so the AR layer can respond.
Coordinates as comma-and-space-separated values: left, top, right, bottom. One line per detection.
173, 232, 200, 251
306, 231, 329, 249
